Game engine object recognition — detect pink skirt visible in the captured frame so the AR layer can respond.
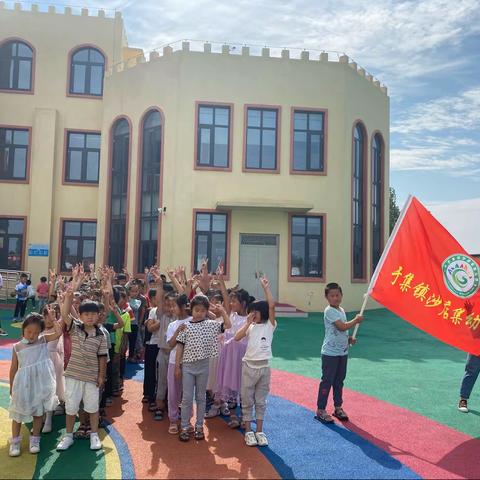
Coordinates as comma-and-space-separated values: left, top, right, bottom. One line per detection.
214, 338, 247, 402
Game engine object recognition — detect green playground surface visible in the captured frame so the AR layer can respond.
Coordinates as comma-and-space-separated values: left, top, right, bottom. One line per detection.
1, 306, 478, 439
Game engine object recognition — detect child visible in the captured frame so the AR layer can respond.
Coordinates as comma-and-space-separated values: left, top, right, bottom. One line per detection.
41, 305, 65, 434
205, 293, 228, 418
127, 282, 143, 363
148, 277, 176, 421
26, 280, 36, 310
9, 313, 63, 456
143, 288, 159, 409
165, 294, 191, 434
235, 277, 276, 447
175, 295, 231, 442
12, 273, 29, 323
315, 282, 363, 424
36, 276, 49, 313
215, 281, 252, 428
56, 267, 109, 452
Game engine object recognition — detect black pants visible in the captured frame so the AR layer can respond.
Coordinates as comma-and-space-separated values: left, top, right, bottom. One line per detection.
13, 300, 27, 319
143, 344, 159, 400
104, 346, 115, 397
317, 354, 348, 409
128, 324, 138, 359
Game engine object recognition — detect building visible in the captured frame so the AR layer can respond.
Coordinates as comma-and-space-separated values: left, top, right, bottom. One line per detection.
0, 3, 389, 312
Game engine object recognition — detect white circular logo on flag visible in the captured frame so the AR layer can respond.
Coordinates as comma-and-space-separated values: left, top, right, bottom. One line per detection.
442, 254, 480, 298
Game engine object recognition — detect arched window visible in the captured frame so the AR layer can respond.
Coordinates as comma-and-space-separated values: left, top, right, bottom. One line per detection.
352, 122, 366, 280
108, 118, 130, 271
69, 46, 105, 96
371, 133, 384, 271
137, 110, 162, 272
0, 40, 33, 91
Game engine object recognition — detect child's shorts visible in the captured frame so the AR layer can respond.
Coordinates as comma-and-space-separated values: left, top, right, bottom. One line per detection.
65, 378, 99, 415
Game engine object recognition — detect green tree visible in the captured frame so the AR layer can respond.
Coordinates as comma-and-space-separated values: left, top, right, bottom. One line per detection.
389, 187, 401, 233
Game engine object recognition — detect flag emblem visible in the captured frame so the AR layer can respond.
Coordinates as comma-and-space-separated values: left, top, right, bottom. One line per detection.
442, 254, 480, 299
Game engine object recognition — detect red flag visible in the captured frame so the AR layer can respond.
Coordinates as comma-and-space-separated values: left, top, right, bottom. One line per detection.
369, 196, 480, 355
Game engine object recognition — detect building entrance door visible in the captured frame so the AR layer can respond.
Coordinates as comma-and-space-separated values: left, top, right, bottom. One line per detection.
238, 234, 279, 300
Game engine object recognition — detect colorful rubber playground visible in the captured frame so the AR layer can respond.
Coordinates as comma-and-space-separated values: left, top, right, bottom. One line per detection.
1, 307, 479, 479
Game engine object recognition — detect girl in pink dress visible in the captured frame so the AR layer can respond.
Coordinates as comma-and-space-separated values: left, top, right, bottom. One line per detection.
214, 288, 252, 428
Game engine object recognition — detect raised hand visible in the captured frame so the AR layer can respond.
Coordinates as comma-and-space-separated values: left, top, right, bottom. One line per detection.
260, 276, 270, 290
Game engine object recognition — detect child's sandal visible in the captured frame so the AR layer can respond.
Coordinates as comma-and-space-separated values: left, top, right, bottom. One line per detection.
227, 417, 240, 429
333, 408, 349, 422
168, 423, 179, 435
141, 396, 149, 403
194, 427, 205, 441
153, 409, 164, 421
314, 411, 334, 424
179, 428, 190, 442
148, 402, 157, 412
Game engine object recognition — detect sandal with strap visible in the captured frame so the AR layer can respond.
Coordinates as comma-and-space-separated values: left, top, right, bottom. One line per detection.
194, 427, 205, 441
154, 409, 164, 421
333, 407, 349, 422
314, 410, 335, 424
148, 402, 157, 412
73, 425, 88, 439
141, 396, 149, 403
168, 423, 179, 435
179, 428, 190, 442
227, 416, 240, 429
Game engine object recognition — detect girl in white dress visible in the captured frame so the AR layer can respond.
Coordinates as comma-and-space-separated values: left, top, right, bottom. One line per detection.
9, 313, 63, 457
41, 305, 65, 433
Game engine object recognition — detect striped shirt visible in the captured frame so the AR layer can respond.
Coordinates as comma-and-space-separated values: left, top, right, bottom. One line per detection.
64, 320, 108, 384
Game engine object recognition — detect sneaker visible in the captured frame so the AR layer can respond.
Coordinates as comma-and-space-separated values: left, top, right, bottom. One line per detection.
29, 436, 40, 454
458, 399, 469, 413
54, 403, 65, 416
56, 435, 74, 451
9, 438, 21, 457
244, 431, 257, 447
42, 422, 52, 434
90, 433, 102, 451
255, 432, 269, 447
0, 329, 7, 336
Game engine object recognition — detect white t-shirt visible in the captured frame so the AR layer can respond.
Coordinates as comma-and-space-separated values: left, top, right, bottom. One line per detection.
243, 321, 276, 364
166, 317, 190, 364
148, 307, 174, 349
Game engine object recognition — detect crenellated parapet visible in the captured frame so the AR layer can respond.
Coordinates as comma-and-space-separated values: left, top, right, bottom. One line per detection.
104, 39, 388, 95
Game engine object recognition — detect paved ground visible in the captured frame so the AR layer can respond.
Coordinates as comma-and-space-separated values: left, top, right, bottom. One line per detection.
0, 306, 479, 479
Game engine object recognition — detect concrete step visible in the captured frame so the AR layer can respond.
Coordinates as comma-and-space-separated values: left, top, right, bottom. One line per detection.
275, 302, 308, 318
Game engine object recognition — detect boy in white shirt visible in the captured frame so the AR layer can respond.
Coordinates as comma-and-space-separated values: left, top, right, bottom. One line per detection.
234, 277, 276, 448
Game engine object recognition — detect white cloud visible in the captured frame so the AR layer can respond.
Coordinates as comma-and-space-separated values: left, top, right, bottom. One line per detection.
392, 87, 480, 134
70, 0, 480, 91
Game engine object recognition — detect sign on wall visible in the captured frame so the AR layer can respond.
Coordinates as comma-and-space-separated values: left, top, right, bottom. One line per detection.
28, 244, 49, 257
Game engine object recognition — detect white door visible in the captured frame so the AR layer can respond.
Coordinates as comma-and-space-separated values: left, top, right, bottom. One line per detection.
238, 234, 279, 300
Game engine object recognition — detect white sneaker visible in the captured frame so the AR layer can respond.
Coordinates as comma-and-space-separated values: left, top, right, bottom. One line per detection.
90, 433, 102, 451
458, 399, 469, 413
29, 436, 40, 454
9, 438, 21, 457
255, 432, 269, 447
56, 435, 74, 451
244, 431, 257, 447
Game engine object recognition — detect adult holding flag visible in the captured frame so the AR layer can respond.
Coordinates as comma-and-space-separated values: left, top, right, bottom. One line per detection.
354, 195, 480, 412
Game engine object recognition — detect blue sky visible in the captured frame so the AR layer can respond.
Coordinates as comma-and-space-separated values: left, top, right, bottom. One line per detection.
25, 0, 480, 206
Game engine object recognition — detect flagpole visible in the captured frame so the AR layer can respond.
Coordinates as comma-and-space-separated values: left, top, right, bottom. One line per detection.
352, 194, 414, 339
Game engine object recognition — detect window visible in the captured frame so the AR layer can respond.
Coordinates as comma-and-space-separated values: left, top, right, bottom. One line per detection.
0, 40, 33, 91
65, 131, 100, 183
138, 110, 162, 272
69, 47, 105, 96
245, 107, 278, 170
194, 212, 228, 273
0, 127, 29, 181
352, 123, 366, 279
290, 215, 324, 278
292, 110, 325, 172
60, 220, 96, 271
108, 118, 130, 271
197, 105, 231, 168
0, 217, 24, 270
371, 133, 384, 271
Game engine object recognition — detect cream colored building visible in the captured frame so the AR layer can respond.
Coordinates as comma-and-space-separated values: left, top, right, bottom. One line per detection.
0, 3, 389, 312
